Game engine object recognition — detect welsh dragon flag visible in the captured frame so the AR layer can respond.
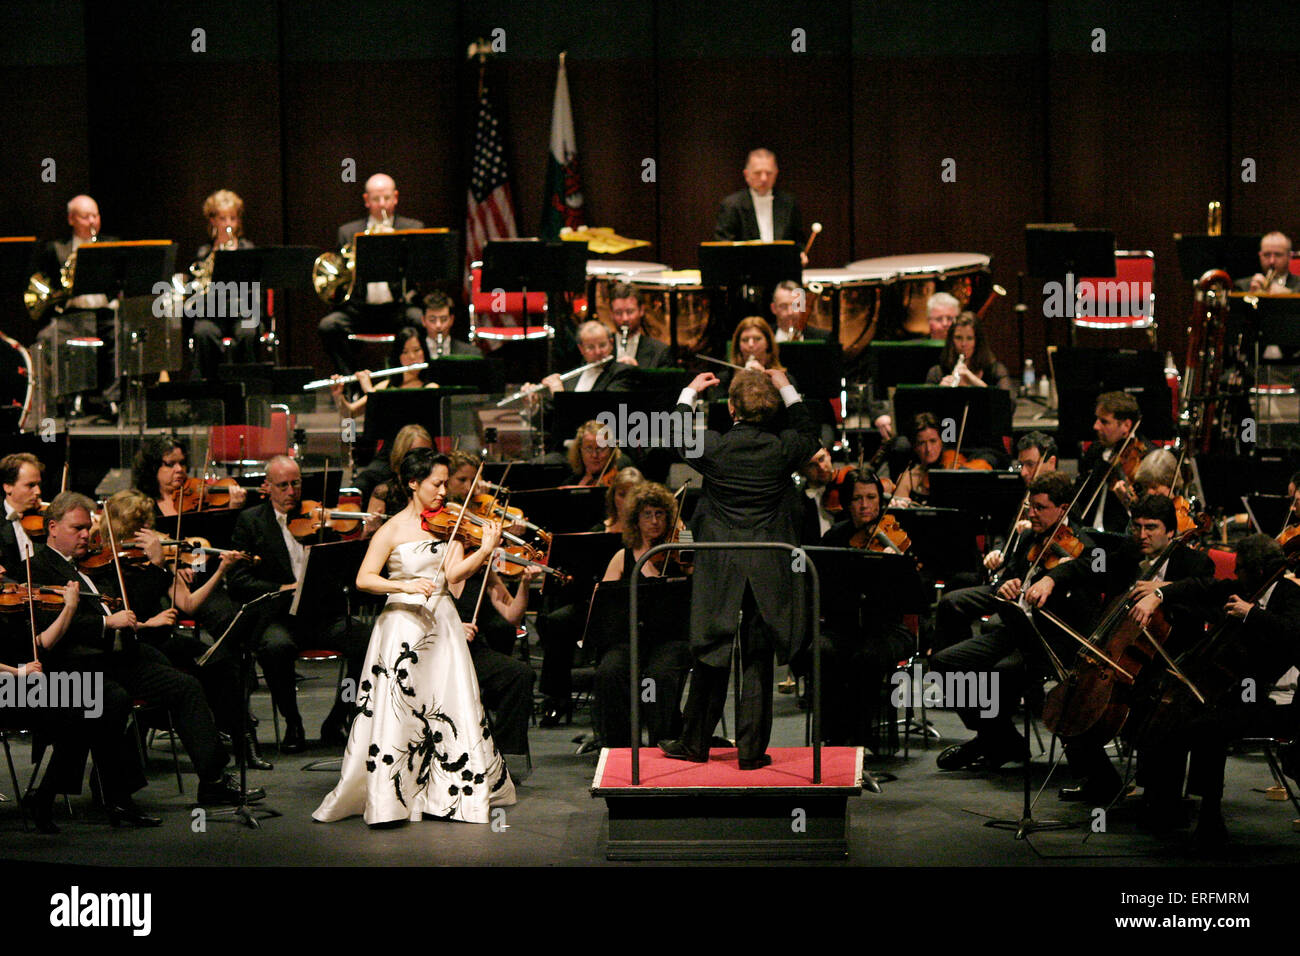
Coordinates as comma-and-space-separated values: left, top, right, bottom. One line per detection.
540, 52, 584, 239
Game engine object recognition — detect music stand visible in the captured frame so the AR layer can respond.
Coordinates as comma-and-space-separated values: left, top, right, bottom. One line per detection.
354, 229, 460, 288
891, 385, 1013, 451
481, 239, 588, 373
424, 356, 497, 390
480, 461, 571, 490
1173, 233, 1263, 281
213, 246, 322, 358
778, 341, 844, 400
927, 469, 1026, 536
0, 236, 37, 305
698, 241, 801, 350
202, 588, 291, 829
509, 488, 608, 535
552, 390, 677, 442
583, 577, 692, 661
539, 531, 623, 604
291, 537, 371, 772
1242, 493, 1293, 536
361, 386, 478, 447
864, 340, 944, 391
888, 506, 983, 580
1026, 227, 1114, 351
72, 240, 177, 299
1050, 347, 1174, 456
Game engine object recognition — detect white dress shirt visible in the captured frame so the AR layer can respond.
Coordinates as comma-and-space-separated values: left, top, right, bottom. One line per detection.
750, 189, 775, 242
276, 510, 306, 581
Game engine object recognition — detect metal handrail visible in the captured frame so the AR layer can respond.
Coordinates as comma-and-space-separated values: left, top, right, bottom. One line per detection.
628, 541, 821, 785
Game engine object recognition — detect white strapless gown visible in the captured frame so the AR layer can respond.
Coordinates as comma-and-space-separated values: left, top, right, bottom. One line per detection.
313, 539, 517, 826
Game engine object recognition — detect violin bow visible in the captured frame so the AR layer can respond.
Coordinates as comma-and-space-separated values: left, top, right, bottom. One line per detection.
102, 507, 131, 618
197, 446, 211, 512
953, 403, 970, 462
432, 460, 485, 588
24, 554, 39, 662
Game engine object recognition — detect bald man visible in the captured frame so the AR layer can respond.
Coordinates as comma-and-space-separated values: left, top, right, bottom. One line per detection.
1235, 231, 1300, 294
317, 173, 425, 374
34, 194, 121, 419
714, 149, 806, 262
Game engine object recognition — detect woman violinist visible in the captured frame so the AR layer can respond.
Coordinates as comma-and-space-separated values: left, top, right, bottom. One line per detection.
133, 435, 247, 520
593, 482, 693, 749
924, 312, 1015, 394
593, 467, 645, 535
565, 419, 631, 487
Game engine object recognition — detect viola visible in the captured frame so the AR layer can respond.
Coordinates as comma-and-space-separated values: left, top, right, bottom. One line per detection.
849, 513, 913, 556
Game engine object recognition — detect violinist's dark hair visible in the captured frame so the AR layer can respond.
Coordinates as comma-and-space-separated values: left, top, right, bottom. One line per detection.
132, 435, 186, 501
1131, 493, 1176, 533
1015, 431, 1057, 464
1028, 471, 1073, 506
623, 482, 676, 549
839, 469, 884, 503
911, 412, 942, 441
1096, 390, 1140, 424
397, 448, 451, 504
1234, 534, 1284, 588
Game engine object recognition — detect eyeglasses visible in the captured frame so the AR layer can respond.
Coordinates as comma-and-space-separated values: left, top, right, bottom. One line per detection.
270, 479, 302, 490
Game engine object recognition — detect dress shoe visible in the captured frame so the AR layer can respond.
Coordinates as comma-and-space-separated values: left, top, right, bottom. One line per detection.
777, 676, 797, 695
658, 739, 707, 763
107, 799, 162, 828
709, 736, 734, 749
22, 793, 59, 834
738, 754, 772, 770
538, 700, 568, 728
197, 773, 266, 805
281, 720, 307, 754
936, 738, 987, 771
243, 732, 274, 771
968, 734, 1027, 770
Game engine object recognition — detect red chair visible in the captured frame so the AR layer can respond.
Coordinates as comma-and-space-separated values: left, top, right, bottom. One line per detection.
1071, 250, 1157, 347
1207, 547, 1237, 580
208, 406, 291, 469
467, 262, 551, 343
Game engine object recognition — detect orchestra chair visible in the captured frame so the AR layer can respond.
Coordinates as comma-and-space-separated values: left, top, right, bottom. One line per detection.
0, 726, 37, 830
128, 700, 184, 795
1240, 736, 1300, 817
1207, 547, 1236, 580
467, 262, 551, 345
207, 403, 292, 474
1070, 250, 1157, 349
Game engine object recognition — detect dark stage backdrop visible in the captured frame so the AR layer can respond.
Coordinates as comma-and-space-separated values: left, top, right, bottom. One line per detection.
2, 0, 1294, 380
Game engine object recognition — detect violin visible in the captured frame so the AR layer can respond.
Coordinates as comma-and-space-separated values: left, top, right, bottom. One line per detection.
464, 492, 551, 548
937, 450, 992, 471
1108, 437, 1150, 508
175, 475, 244, 512
19, 501, 48, 539
286, 501, 384, 538
0, 582, 73, 612
424, 502, 571, 585
848, 513, 913, 556
1025, 523, 1085, 571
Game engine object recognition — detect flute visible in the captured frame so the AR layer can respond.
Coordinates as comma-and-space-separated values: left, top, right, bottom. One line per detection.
303, 362, 430, 391
495, 355, 613, 407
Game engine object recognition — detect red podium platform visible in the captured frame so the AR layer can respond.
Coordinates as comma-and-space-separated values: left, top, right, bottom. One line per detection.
592, 747, 863, 860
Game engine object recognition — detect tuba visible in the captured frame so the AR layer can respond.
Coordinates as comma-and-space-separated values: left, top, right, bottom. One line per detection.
25, 229, 95, 321
312, 209, 391, 305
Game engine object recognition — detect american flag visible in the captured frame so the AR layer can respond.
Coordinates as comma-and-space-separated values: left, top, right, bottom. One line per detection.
465, 82, 518, 281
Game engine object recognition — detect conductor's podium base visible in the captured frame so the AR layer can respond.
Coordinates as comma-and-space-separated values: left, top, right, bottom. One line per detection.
592, 746, 862, 861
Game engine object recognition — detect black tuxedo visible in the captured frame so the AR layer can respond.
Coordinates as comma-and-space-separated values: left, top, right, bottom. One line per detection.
26, 543, 228, 783
623, 334, 672, 370
424, 333, 479, 359
713, 190, 804, 246
1074, 439, 1139, 534
672, 392, 819, 761
228, 503, 365, 731
0, 511, 26, 573
318, 215, 426, 373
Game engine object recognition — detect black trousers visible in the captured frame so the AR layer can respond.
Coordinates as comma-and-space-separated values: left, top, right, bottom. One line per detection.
793, 626, 913, 749
192, 317, 262, 381
680, 586, 775, 761
468, 639, 534, 756
927, 611, 1028, 740
593, 641, 690, 748
67, 643, 229, 782
536, 603, 581, 703
255, 614, 366, 727
933, 584, 1002, 654
317, 301, 422, 374
150, 634, 244, 741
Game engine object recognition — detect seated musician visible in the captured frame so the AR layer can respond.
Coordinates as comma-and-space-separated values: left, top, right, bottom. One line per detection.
1, 453, 44, 572
930, 472, 1102, 771
1235, 231, 1300, 294
0, 572, 157, 833
977, 432, 1060, 576
419, 289, 478, 358
357, 423, 433, 515
316, 172, 425, 374
102, 488, 270, 770
592, 482, 692, 749
924, 312, 1014, 393
925, 291, 960, 341
796, 445, 838, 543
331, 326, 438, 418
1047, 493, 1214, 806
592, 467, 644, 534
802, 469, 914, 748
608, 281, 673, 368
28, 491, 255, 806
1076, 390, 1146, 534
523, 321, 635, 400
34, 194, 119, 419
771, 280, 827, 343
565, 419, 632, 487
226, 456, 371, 752
889, 412, 946, 506
191, 189, 263, 381
1130, 534, 1300, 843
133, 434, 248, 520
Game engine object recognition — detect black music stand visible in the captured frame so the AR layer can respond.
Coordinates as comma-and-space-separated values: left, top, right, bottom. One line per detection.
213, 246, 322, 358
355, 230, 460, 288
778, 341, 844, 400
481, 239, 588, 374
203, 588, 291, 830
509, 488, 608, 535
1026, 226, 1115, 350
864, 341, 943, 391
583, 577, 692, 661
1050, 347, 1174, 456
72, 241, 177, 299
1173, 233, 1263, 282
361, 386, 477, 447
1242, 493, 1293, 536
424, 355, 496, 390
888, 506, 983, 581
540, 531, 623, 605
698, 241, 801, 350
292, 537, 371, 772
0, 237, 37, 322
552, 390, 678, 440
927, 469, 1026, 537
891, 385, 1013, 451
480, 461, 571, 491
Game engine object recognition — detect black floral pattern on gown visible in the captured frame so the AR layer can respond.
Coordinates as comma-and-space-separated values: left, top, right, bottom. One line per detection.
313, 540, 516, 825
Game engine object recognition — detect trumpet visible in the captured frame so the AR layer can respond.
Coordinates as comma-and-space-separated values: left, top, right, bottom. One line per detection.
312, 209, 391, 305
25, 228, 95, 321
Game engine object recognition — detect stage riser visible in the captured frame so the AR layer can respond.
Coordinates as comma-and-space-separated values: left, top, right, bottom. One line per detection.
604, 793, 850, 861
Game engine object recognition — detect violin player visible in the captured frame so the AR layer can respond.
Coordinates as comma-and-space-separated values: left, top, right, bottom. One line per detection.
1, 453, 44, 572
1075, 390, 1146, 534
929, 472, 1103, 772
